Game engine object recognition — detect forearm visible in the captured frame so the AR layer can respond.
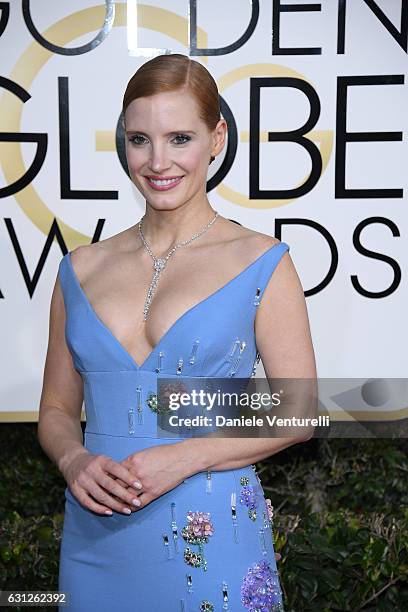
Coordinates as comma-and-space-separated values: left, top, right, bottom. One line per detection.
37, 407, 89, 479
179, 435, 310, 475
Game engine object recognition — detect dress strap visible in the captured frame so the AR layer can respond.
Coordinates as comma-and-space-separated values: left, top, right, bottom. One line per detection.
252, 241, 290, 307
57, 252, 71, 307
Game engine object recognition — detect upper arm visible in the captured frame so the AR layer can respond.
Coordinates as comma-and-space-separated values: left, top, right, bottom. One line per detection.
254, 250, 317, 380
38, 268, 83, 421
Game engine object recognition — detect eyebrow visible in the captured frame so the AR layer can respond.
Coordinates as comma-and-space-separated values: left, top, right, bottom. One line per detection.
125, 130, 196, 136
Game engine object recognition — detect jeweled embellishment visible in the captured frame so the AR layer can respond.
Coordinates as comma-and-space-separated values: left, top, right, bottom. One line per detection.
200, 601, 214, 611
230, 492, 239, 543
254, 287, 261, 306
184, 547, 203, 567
146, 391, 159, 412
182, 511, 214, 572
222, 581, 229, 610
240, 484, 260, 521
241, 559, 284, 611
171, 502, 179, 553
154, 258, 166, 272
240, 475, 250, 486
182, 511, 214, 542
266, 498, 274, 526
147, 382, 188, 414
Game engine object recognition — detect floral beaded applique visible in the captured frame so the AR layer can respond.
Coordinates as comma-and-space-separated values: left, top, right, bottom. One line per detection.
199, 601, 214, 611
146, 382, 188, 415
239, 476, 260, 521
241, 559, 284, 611
265, 498, 274, 527
182, 511, 214, 572
146, 391, 169, 414
264, 499, 281, 562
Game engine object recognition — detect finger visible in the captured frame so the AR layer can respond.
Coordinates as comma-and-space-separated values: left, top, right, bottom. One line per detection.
113, 477, 130, 489
87, 482, 138, 515
131, 492, 152, 511
114, 476, 142, 495
103, 458, 143, 490
73, 488, 116, 516
98, 475, 143, 509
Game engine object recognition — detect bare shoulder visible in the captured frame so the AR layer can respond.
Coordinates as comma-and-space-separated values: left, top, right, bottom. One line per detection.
68, 234, 119, 283
247, 229, 282, 253
221, 219, 283, 264
233, 228, 281, 263
222, 221, 298, 289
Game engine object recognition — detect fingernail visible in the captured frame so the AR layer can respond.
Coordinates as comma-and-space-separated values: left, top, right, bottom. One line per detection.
105, 510, 113, 516
133, 481, 143, 489
132, 498, 141, 507
123, 508, 132, 514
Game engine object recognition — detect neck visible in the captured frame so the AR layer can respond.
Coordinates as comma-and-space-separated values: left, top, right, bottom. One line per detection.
139, 202, 218, 253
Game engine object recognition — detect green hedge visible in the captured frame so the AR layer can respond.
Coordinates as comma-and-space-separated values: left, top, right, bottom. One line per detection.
0, 425, 407, 610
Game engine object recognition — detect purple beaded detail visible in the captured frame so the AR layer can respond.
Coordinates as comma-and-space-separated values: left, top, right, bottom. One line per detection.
241, 559, 284, 611
182, 511, 214, 572
240, 484, 260, 521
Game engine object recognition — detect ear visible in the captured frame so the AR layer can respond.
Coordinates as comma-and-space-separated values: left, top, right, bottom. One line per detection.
211, 118, 227, 158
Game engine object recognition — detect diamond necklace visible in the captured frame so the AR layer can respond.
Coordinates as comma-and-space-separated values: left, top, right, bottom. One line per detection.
138, 211, 219, 321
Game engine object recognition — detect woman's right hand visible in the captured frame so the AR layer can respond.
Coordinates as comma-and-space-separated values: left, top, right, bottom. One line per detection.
63, 450, 143, 515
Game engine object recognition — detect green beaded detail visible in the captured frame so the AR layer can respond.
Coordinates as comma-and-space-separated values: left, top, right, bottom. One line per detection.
240, 475, 250, 486
200, 601, 214, 611
146, 391, 171, 414
182, 511, 214, 572
183, 546, 203, 568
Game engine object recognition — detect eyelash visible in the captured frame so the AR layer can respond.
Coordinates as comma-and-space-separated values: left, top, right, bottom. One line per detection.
128, 134, 191, 146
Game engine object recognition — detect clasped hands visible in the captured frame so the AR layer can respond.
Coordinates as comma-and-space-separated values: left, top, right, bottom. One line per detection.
64, 443, 282, 562
64, 443, 189, 516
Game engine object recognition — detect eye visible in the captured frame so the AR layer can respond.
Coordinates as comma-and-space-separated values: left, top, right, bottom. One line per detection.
128, 133, 191, 146
128, 134, 147, 145
172, 134, 191, 145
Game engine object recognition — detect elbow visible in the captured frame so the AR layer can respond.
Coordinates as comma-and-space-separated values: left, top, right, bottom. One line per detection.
300, 428, 315, 442
36, 416, 46, 450
292, 429, 315, 444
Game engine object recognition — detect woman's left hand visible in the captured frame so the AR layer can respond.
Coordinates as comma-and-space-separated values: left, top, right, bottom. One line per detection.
116, 443, 191, 510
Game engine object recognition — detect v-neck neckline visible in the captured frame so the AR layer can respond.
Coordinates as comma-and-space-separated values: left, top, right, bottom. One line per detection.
65, 242, 284, 370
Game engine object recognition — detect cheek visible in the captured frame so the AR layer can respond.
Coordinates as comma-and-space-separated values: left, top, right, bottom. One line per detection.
181, 149, 208, 174
126, 146, 145, 171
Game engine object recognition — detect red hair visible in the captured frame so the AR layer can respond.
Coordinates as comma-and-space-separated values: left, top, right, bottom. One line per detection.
122, 54, 221, 163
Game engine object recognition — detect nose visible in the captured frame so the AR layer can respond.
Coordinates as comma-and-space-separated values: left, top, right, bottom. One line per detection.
149, 144, 171, 174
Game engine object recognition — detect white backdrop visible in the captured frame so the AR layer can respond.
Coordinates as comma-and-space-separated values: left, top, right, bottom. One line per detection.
0, 0, 406, 420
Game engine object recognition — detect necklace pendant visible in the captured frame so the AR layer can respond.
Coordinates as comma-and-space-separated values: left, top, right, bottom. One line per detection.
138, 211, 219, 322
154, 258, 167, 272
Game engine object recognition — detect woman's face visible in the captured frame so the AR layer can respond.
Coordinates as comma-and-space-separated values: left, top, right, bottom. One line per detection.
124, 89, 224, 210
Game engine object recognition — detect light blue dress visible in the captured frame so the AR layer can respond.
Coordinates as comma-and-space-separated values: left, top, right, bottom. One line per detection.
57, 241, 290, 612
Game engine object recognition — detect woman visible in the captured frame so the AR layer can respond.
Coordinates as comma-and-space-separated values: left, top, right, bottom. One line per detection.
38, 53, 316, 611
